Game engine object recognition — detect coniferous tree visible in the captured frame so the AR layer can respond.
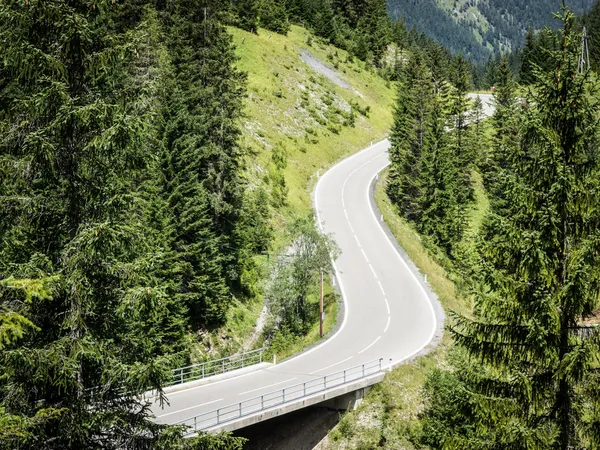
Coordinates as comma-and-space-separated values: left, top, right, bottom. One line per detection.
485, 55, 521, 204
230, 0, 259, 33
258, 0, 290, 35
0, 1, 188, 447
417, 97, 466, 254
160, 0, 250, 329
388, 53, 434, 223
450, 10, 600, 449
447, 56, 475, 202
354, 0, 391, 65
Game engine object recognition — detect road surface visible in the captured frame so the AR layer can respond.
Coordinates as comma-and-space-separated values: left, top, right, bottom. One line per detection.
150, 94, 494, 428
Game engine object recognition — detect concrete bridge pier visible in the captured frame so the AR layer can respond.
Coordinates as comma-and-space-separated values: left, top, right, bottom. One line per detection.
321, 386, 372, 411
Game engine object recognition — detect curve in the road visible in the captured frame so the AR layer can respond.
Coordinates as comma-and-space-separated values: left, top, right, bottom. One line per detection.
151, 138, 442, 427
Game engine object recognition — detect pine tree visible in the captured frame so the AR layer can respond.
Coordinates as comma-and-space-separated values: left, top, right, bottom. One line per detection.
160, 0, 250, 329
388, 52, 433, 223
446, 55, 474, 207
417, 97, 465, 254
0, 1, 188, 447
231, 0, 259, 33
259, 0, 290, 35
451, 10, 600, 449
466, 95, 485, 170
484, 55, 521, 204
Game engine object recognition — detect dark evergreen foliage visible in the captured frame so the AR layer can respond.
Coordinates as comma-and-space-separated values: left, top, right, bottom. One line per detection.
0, 0, 259, 446
388, 49, 474, 256
445, 10, 600, 448
388, 0, 594, 63
387, 53, 433, 222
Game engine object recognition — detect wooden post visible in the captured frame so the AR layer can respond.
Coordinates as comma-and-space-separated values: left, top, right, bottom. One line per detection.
319, 269, 324, 338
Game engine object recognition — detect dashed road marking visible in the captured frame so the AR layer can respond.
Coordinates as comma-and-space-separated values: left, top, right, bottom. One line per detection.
358, 336, 381, 354
239, 378, 297, 396
377, 280, 386, 296
309, 357, 353, 375
156, 398, 224, 418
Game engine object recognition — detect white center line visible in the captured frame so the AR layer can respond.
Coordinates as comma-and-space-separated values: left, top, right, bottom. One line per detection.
360, 248, 370, 263
239, 377, 297, 396
369, 263, 378, 278
309, 356, 353, 375
377, 280, 386, 296
156, 398, 224, 418
354, 234, 362, 247
384, 315, 391, 333
358, 336, 381, 354
384, 297, 391, 315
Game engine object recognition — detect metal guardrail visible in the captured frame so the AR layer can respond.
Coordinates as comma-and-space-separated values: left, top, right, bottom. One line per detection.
168, 348, 265, 387
88, 349, 265, 399
175, 358, 384, 435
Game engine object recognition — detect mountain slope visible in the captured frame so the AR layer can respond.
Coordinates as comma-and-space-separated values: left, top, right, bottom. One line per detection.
387, 0, 594, 61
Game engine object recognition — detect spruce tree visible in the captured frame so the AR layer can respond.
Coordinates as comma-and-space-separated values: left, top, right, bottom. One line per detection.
417, 96, 465, 254
229, 0, 259, 33
0, 1, 188, 447
388, 52, 433, 223
160, 0, 250, 329
451, 10, 600, 449
258, 0, 290, 35
485, 55, 522, 204
447, 55, 474, 205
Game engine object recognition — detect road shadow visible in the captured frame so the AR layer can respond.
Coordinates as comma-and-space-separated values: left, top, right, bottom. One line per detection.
234, 405, 340, 450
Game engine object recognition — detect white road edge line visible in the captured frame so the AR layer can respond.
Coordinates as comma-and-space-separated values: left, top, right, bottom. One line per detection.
239, 377, 297, 396
156, 398, 224, 418
358, 336, 381, 354
366, 154, 438, 368
281, 141, 382, 368
384, 315, 391, 333
309, 356, 353, 375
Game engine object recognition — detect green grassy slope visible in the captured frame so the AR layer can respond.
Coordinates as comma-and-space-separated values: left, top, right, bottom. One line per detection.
230, 25, 394, 215
202, 25, 395, 361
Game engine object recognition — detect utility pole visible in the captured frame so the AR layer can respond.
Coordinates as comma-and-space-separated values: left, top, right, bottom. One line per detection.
319, 269, 324, 338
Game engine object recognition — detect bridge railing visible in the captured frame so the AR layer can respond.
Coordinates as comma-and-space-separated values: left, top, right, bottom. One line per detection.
175, 358, 384, 435
168, 348, 265, 387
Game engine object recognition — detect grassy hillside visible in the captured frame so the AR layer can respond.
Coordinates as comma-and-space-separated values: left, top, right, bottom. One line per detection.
204, 25, 395, 359
230, 25, 394, 215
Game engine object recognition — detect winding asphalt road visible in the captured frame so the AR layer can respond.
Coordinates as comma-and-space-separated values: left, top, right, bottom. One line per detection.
151, 94, 494, 428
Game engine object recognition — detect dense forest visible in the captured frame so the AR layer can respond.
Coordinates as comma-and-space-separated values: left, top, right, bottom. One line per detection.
0, 0, 266, 447
388, 0, 594, 62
